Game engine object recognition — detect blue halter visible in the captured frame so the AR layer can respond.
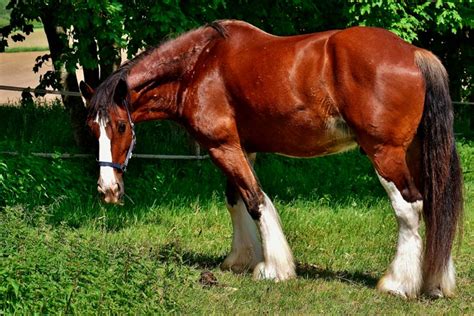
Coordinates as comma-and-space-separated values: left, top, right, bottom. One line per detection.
97, 99, 136, 172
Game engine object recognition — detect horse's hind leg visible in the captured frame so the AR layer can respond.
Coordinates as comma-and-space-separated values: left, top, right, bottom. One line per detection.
221, 154, 264, 273
370, 145, 424, 298
209, 146, 295, 281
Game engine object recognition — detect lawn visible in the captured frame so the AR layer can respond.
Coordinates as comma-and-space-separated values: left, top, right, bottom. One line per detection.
0, 103, 473, 314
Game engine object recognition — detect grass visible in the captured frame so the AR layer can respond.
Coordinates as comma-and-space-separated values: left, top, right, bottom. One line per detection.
0, 16, 8, 28
4, 46, 49, 53
0, 103, 473, 314
0, 0, 42, 29
0, 0, 9, 28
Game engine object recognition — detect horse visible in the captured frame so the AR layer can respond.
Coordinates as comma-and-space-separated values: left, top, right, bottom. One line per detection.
80, 20, 463, 299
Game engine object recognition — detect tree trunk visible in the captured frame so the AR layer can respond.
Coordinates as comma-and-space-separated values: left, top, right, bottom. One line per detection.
40, 13, 94, 151
82, 39, 100, 88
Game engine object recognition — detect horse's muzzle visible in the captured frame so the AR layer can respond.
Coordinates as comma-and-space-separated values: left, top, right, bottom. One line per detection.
98, 181, 124, 204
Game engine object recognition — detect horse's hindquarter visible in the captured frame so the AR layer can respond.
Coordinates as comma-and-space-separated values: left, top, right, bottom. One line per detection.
325, 27, 425, 152
219, 27, 355, 157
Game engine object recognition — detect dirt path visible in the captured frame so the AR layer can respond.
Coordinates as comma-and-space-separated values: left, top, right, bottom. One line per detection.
1, 51, 51, 103
0, 28, 127, 104
1, 28, 53, 103
0, 28, 83, 104
0, 51, 87, 104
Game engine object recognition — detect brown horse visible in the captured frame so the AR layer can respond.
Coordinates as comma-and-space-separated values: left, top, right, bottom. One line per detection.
80, 20, 463, 299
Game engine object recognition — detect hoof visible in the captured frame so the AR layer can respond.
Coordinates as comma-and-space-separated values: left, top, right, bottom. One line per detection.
220, 248, 262, 274
253, 262, 296, 281
422, 287, 445, 299
422, 284, 455, 299
377, 274, 420, 299
422, 258, 456, 299
220, 259, 254, 274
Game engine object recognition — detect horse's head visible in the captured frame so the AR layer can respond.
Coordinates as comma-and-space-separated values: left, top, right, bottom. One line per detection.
80, 79, 136, 204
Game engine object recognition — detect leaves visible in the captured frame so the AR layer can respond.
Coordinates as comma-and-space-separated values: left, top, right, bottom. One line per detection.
10, 32, 24, 42
345, 1, 471, 42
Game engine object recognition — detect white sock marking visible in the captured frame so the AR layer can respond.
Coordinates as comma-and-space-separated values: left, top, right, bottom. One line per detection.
377, 172, 423, 298
253, 192, 295, 281
221, 198, 263, 273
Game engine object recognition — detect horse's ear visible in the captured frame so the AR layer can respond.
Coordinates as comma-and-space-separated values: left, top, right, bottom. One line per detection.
79, 81, 94, 102
113, 78, 128, 105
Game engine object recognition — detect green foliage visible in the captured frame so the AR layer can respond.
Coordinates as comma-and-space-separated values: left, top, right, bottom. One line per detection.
345, 1, 468, 42
0, 154, 95, 207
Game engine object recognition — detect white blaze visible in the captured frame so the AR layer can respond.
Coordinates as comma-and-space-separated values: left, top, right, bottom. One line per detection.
96, 115, 116, 188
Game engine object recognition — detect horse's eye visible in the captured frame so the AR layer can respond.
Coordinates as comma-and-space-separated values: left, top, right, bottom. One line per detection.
118, 122, 126, 133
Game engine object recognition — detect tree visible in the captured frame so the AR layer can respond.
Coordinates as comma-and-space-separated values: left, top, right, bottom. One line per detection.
1, 0, 127, 148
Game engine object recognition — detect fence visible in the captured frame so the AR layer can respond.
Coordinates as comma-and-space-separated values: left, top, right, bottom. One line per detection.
0, 84, 208, 160
0, 84, 472, 160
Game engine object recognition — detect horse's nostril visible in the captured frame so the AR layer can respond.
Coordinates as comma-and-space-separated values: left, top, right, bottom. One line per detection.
97, 185, 106, 194
115, 182, 121, 194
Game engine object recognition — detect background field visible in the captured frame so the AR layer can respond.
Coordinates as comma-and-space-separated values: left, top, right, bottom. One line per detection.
0, 103, 472, 314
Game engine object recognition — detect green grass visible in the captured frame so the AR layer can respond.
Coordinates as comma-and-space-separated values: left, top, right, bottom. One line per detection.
0, 103, 473, 313
4, 46, 49, 53
0, 0, 43, 28
0, 16, 8, 28
0, 0, 9, 28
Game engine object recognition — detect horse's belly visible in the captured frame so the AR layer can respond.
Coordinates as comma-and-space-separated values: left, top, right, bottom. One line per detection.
244, 116, 358, 157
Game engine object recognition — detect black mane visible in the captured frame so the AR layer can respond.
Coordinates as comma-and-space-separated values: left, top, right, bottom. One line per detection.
87, 21, 228, 121
88, 66, 129, 120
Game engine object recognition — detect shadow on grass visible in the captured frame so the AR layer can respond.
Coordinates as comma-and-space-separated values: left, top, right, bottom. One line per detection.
156, 242, 224, 269
296, 262, 378, 288
124, 150, 386, 209
157, 242, 378, 289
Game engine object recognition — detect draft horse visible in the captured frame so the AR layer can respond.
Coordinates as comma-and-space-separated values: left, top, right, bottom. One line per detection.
80, 20, 463, 299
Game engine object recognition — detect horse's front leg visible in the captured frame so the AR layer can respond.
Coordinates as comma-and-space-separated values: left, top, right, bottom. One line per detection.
221, 153, 264, 273
209, 146, 296, 281
221, 180, 263, 273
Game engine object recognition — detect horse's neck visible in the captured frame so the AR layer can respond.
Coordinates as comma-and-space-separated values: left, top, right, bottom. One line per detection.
127, 27, 220, 122
127, 27, 218, 91
130, 81, 180, 122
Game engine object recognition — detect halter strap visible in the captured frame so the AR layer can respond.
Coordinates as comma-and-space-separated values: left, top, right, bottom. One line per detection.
97, 161, 125, 172
97, 99, 136, 172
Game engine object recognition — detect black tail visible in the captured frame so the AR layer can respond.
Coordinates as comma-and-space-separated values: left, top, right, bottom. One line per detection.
415, 50, 463, 277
